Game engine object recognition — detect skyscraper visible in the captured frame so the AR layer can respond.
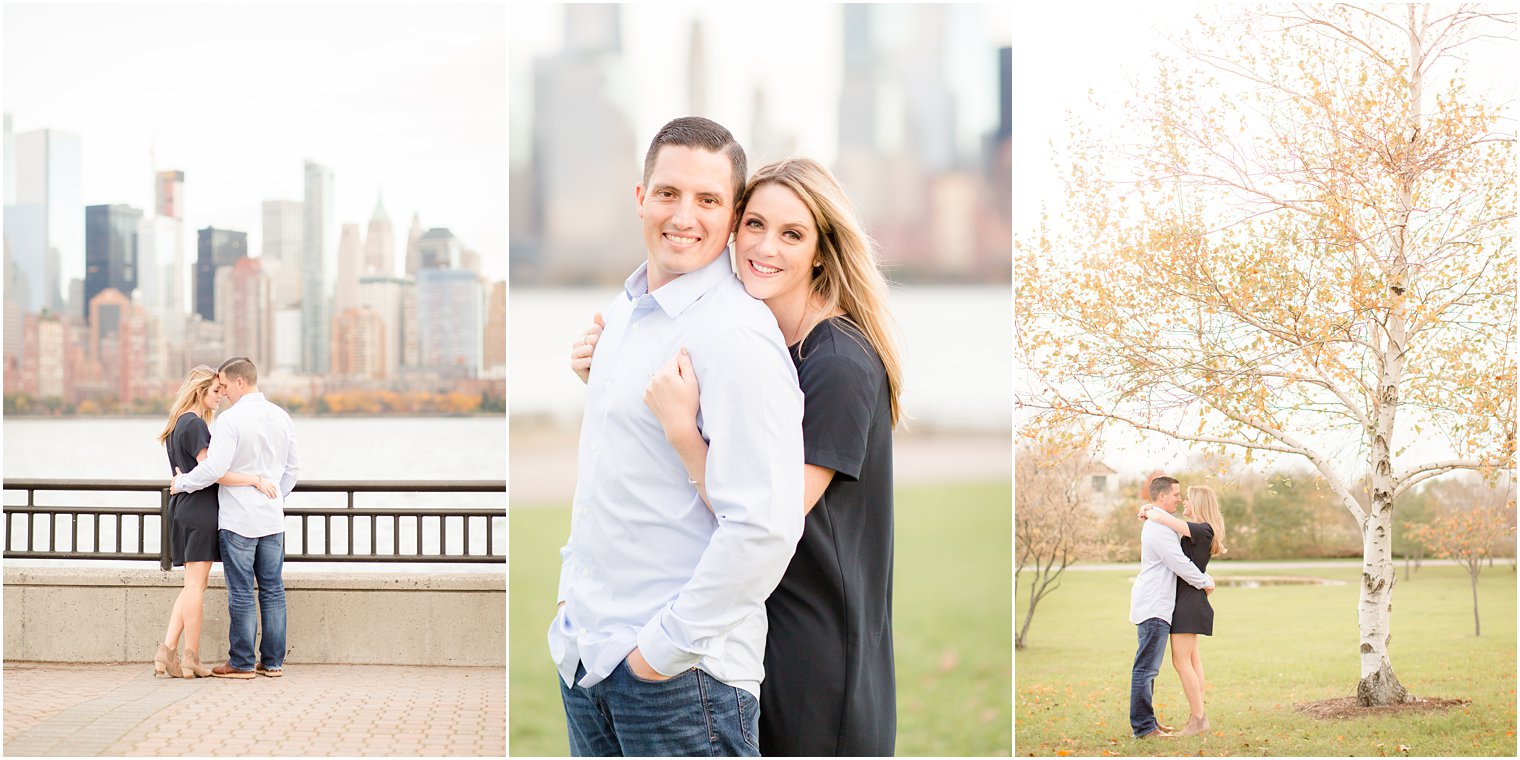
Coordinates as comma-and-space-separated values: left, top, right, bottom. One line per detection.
148, 170, 187, 343
364, 196, 394, 276
87, 288, 151, 406
404, 212, 423, 276
7, 128, 82, 314
688, 19, 707, 116
357, 275, 411, 380
301, 160, 334, 374
417, 268, 482, 378
332, 307, 386, 381
22, 312, 68, 400
261, 199, 303, 309
335, 223, 362, 315
216, 257, 273, 370
530, 3, 638, 283
483, 279, 505, 372
3, 113, 14, 202
84, 204, 143, 321
194, 227, 248, 322
417, 228, 461, 270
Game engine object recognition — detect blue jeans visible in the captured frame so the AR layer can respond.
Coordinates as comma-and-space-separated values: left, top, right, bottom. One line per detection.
219, 530, 286, 671
1130, 617, 1171, 736
559, 659, 760, 756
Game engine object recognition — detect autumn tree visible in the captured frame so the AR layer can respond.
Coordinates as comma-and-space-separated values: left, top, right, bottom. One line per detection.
1016, 4, 1515, 705
1015, 429, 1110, 649
1405, 501, 1516, 635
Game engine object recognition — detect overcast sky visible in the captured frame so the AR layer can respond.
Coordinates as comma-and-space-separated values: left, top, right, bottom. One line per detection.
1010, 3, 1517, 480
508, 3, 1013, 168
3, 3, 507, 281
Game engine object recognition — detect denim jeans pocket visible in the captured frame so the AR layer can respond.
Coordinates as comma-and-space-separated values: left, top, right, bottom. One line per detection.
735, 687, 760, 751
623, 658, 695, 685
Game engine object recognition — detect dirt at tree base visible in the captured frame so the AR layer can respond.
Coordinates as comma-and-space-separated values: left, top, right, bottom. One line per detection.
1293, 696, 1470, 719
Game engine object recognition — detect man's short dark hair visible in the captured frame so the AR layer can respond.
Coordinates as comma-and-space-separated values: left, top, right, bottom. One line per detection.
218, 356, 257, 386
641, 116, 747, 206
1148, 476, 1180, 501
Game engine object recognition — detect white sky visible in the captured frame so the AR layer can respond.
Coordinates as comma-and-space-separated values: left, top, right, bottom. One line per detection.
508, 3, 1012, 169
2, 3, 508, 280
1011, 3, 1518, 481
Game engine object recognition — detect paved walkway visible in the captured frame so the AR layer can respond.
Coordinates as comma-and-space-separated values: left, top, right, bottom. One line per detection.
2, 662, 505, 757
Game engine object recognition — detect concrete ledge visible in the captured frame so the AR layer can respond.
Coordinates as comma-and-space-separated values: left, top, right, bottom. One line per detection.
4, 567, 504, 667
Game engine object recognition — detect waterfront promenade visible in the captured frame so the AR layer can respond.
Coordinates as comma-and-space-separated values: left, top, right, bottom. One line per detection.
3, 662, 505, 756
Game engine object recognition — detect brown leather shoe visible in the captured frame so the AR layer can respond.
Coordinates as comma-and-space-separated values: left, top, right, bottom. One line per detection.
1136, 728, 1175, 739
255, 663, 283, 678
211, 663, 255, 679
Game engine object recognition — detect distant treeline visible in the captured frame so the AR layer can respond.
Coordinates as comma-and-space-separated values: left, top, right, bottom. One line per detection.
3, 390, 506, 417
1096, 469, 1516, 562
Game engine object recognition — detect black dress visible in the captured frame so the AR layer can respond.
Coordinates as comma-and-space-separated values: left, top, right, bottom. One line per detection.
1171, 521, 1215, 635
166, 412, 220, 566
760, 317, 896, 757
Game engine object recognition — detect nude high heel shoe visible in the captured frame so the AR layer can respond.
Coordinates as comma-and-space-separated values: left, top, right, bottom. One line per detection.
154, 642, 183, 678
180, 649, 212, 678
1179, 714, 1210, 737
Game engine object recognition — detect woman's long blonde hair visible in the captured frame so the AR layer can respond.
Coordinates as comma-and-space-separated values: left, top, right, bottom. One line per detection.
157, 366, 218, 445
1186, 485, 1228, 557
737, 157, 904, 426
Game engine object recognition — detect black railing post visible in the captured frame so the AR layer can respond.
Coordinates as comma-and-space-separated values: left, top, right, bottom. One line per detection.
159, 489, 171, 571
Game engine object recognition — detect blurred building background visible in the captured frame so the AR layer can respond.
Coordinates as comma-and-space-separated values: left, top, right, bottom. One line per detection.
509, 3, 1012, 286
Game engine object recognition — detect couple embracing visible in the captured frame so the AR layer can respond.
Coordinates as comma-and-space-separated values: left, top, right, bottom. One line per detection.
552, 117, 902, 756
1129, 475, 1229, 739
154, 357, 298, 680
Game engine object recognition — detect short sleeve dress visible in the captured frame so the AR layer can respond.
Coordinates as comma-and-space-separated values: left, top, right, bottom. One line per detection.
759, 317, 896, 757
1170, 521, 1215, 635
166, 412, 221, 565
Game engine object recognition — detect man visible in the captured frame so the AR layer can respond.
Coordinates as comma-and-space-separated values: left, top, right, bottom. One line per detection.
173, 356, 299, 679
552, 116, 805, 756
1129, 475, 1213, 738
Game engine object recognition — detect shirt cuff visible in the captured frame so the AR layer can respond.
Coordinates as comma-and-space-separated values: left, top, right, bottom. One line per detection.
636, 613, 700, 677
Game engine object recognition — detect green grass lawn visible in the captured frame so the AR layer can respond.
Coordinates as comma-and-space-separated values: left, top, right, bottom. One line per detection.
510, 481, 1013, 756
1015, 563, 1517, 756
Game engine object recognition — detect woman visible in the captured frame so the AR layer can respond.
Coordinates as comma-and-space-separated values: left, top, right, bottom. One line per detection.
154, 366, 275, 678
1141, 485, 1227, 737
573, 158, 903, 755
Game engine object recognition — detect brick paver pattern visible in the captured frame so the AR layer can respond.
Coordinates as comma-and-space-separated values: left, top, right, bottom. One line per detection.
3, 663, 505, 757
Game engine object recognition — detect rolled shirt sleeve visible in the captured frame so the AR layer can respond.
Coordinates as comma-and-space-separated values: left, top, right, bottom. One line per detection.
634, 325, 806, 676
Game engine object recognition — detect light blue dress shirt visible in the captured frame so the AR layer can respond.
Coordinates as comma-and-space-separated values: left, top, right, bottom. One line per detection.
549, 251, 805, 698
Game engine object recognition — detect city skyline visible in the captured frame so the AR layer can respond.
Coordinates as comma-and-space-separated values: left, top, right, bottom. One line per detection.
2, 3, 507, 281
508, 3, 1012, 170
509, 3, 1013, 285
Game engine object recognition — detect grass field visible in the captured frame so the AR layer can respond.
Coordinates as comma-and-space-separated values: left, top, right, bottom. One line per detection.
510, 481, 1013, 756
1015, 563, 1518, 756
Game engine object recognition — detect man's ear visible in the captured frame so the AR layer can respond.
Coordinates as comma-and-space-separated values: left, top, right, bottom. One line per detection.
634, 183, 646, 219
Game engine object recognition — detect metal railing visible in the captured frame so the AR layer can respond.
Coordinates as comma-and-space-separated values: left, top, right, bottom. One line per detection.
2, 479, 505, 570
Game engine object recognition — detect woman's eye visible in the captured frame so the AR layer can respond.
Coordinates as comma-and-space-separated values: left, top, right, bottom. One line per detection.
745, 219, 762, 229
783, 230, 801, 242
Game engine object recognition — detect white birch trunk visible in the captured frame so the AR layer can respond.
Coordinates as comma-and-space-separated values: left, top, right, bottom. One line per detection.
1352, 3, 1423, 708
